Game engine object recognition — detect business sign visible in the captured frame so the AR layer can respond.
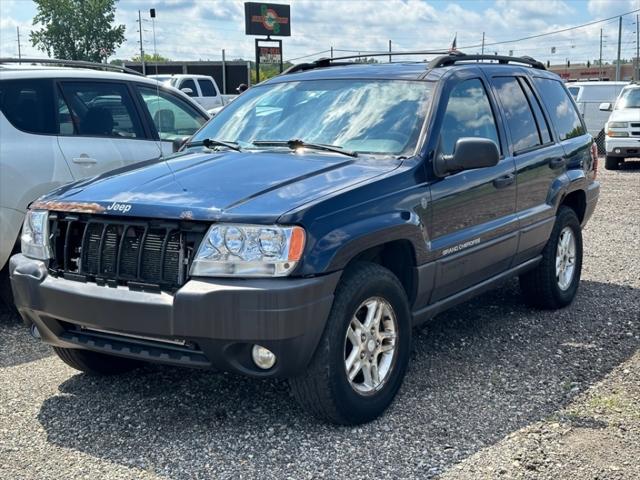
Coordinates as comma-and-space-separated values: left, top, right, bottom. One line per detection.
245, 2, 291, 36
259, 45, 282, 64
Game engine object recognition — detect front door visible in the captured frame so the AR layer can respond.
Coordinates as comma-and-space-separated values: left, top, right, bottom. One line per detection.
428, 76, 518, 302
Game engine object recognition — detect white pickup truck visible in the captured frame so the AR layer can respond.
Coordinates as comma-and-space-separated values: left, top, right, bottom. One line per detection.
149, 74, 237, 110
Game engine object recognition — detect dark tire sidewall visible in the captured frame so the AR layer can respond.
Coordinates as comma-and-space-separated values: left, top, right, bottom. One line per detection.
327, 266, 411, 423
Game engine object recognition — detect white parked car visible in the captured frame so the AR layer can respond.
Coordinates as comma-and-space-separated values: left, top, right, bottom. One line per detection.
0, 60, 210, 304
600, 83, 640, 170
149, 74, 236, 110
567, 81, 627, 153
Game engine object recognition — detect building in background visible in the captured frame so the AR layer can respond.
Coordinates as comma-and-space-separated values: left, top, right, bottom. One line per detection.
549, 62, 636, 82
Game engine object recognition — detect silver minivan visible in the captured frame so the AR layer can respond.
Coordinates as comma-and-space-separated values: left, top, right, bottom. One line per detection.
567, 81, 627, 153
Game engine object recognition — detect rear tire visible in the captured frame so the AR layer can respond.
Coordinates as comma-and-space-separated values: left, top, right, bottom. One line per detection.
519, 206, 582, 309
289, 262, 411, 425
53, 347, 142, 375
605, 155, 621, 170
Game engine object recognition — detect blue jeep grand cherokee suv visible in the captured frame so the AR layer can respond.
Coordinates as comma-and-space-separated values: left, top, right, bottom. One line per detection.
11, 53, 600, 424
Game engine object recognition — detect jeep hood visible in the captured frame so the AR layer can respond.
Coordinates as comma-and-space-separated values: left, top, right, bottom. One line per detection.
36, 150, 399, 222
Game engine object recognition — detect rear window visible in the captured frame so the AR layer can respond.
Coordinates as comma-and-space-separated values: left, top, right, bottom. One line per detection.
534, 78, 586, 141
0, 79, 57, 134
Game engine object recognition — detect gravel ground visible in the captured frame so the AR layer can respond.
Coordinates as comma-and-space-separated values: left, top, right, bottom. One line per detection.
0, 162, 638, 479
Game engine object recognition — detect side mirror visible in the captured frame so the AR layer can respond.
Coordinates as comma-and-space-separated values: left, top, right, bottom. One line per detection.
435, 137, 500, 176
181, 87, 194, 96
599, 102, 612, 111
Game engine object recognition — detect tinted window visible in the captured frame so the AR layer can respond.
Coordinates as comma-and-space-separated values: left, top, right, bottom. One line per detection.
534, 78, 585, 141
59, 82, 144, 138
198, 79, 217, 97
492, 77, 540, 152
0, 79, 56, 134
440, 78, 499, 155
180, 79, 197, 96
137, 86, 207, 140
520, 78, 551, 144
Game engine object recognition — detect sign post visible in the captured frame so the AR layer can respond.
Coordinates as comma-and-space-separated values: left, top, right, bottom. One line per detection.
244, 2, 291, 83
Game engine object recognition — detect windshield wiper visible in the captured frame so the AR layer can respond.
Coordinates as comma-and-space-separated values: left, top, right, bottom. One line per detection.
184, 138, 242, 151
252, 139, 358, 158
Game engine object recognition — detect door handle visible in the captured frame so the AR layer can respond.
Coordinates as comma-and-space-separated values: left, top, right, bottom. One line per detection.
548, 157, 566, 169
493, 173, 515, 189
72, 154, 97, 165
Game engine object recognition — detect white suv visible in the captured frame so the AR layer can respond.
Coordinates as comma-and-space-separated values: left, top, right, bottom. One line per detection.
0, 60, 210, 304
600, 84, 640, 170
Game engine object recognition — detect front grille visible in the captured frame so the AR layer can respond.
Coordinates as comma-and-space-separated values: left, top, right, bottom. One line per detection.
48, 212, 208, 292
630, 122, 640, 128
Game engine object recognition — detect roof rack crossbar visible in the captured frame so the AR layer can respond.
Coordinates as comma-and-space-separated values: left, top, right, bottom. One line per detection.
0, 58, 144, 76
428, 53, 546, 70
283, 50, 459, 75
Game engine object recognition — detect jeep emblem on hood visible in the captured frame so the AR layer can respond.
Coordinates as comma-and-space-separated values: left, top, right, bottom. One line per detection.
106, 202, 132, 214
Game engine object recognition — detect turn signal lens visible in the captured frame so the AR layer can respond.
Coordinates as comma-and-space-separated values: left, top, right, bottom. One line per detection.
288, 226, 306, 261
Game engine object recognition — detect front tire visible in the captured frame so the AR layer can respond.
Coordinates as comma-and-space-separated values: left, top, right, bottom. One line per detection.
53, 347, 142, 375
289, 262, 411, 425
519, 206, 583, 309
605, 155, 621, 170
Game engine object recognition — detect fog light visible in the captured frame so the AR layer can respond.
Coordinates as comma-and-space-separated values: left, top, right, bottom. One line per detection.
251, 344, 276, 369
615, 148, 621, 154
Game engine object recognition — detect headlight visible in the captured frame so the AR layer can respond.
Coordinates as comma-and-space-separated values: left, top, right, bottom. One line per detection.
607, 130, 629, 137
190, 224, 305, 277
21, 210, 51, 260
608, 122, 628, 128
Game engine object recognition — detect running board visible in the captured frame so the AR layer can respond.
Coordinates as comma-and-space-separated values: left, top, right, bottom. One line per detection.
411, 256, 541, 326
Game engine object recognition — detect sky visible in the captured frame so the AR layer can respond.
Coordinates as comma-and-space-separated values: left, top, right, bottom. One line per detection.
0, 0, 639, 65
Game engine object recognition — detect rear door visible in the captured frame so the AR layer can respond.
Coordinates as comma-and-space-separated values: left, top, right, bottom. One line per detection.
196, 78, 222, 109
428, 75, 518, 302
488, 74, 565, 265
56, 81, 161, 178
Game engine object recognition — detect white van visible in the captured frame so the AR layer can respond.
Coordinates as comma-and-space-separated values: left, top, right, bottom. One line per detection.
567, 81, 627, 153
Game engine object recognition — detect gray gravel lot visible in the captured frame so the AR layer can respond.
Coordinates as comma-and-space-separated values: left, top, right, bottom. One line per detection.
0, 161, 638, 480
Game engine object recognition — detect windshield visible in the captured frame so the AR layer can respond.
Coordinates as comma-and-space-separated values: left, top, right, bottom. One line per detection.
615, 87, 640, 109
191, 79, 433, 156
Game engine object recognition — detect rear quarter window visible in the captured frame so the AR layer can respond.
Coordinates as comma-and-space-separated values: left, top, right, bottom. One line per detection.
0, 79, 57, 134
534, 78, 586, 141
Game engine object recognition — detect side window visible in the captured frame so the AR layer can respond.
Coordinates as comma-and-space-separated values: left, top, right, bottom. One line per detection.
198, 79, 217, 97
59, 82, 144, 138
0, 79, 56, 134
533, 78, 586, 141
440, 78, 500, 156
137, 85, 207, 140
179, 79, 198, 97
519, 78, 551, 144
491, 77, 540, 153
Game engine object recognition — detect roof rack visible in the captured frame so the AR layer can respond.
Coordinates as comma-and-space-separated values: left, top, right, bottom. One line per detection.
283, 50, 455, 75
428, 53, 546, 70
0, 58, 144, 76
283, 50, 546, 75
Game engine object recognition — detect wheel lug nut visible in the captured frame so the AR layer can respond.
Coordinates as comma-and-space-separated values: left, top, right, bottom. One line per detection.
361, 334, 366, 342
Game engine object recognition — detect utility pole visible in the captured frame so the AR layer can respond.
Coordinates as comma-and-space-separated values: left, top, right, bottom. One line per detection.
599, 28, 603, 67
481, 32, 485, 55
16, 26, 21, 61
221, 49, 227, 94
616, 15, 622, 81
388, 40, 392, 63
636, 14, 639, 80
330, 46, 333, 59
138, 10, 146, 75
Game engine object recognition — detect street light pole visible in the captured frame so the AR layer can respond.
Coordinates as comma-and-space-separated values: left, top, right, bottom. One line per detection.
616, 15, 622, 81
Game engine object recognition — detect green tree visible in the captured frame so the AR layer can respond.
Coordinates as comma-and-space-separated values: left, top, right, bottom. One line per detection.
30, 0, 125, 62
131, 53, 171, 63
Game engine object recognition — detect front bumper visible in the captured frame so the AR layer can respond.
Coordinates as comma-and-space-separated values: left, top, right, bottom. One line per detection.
10, 254, 340, 377
604, 136, 640, 158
